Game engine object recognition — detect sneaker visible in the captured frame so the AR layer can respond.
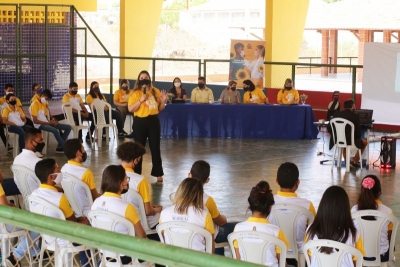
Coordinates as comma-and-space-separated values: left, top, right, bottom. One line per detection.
125, 132, 135, 138
350, 160, 361, 169
35, 151, 44, 158
56, 148, 64, 153
6, 253, 20, 267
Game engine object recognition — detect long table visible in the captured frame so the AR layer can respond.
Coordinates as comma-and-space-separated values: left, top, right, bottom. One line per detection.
157, 103, 318, 139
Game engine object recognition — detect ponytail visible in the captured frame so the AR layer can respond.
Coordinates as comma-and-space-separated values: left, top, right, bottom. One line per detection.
357, 175, 381, 212
248, 181, 274, 216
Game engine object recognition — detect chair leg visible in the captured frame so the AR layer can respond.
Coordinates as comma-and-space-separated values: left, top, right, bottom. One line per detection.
298, 253, 306, 267
358, 149, 363, 169
2, 237, 10, 267
12, 133, 19, 158
345, 147, 350, 172
331, 146, 337, 171
338, 148, 343, 168
97, 127, 103, 148
105, 128, 109, 146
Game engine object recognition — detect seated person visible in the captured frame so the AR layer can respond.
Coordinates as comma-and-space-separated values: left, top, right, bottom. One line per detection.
30, 89, 72, 153
61, 138, 100, 215
190, 77, 214, 103
220, 81, 241, 104
168, 77, 187, 101
117, 141, 162, 237
1, 93, 32, 151
31, 83, 65, 121
85, 81, 127, 138
242, 79, 268, 104
113, 79, 134, 137
327, 99, 368, 167
160, 178, 215, 253
277, 78, 299, 105
62, 82, 93, 141
91, 165, 146, 265
31, 158, 92, 266
268, 162, 316, 264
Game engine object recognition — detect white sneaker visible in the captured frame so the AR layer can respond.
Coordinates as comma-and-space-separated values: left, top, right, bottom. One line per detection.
35, 152, 44, 158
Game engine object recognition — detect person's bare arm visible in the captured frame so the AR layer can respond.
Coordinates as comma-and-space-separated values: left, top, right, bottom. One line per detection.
144, 202, 162, 216
32, 115, 56, 126
212, 214, 227, 227
90, 188, 100, 201
128, 95, 147, 113
2, 117, 16, 126
133, 221, 147, 238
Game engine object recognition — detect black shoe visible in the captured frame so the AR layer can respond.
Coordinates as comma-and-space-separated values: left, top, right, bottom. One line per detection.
56, 148, 64, 153
125, 132, 135, 138
85, 134, 91, 141
350, 160, 361, 169
118, 132, 127, 138
6, 253, 20, 267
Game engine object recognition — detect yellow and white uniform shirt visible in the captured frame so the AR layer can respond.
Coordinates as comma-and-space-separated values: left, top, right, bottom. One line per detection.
114, 89, 132, 104
128, 88, 161, 118
30, 99, 49, 128
204, 193, 221, 237
0, 96, 22, 109
234, 217, 289, 267
277, 89, 299, 104
268, 191, 316, 253
305, 228, 365, 267
243, 88, 266, 104
61, 161, 97, 216
2, 105, 25, 126
62, 92, 83, 111
0, 184, 5, 197
125, 168, 159, 228
13, 149, 41, 192
91, 192, 140, 235
159, 205, 215, 252
351, 200, 393, 255
30, 184, 74, 247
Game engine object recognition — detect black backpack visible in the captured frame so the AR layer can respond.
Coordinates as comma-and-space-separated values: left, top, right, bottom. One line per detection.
327, 91, 340, 120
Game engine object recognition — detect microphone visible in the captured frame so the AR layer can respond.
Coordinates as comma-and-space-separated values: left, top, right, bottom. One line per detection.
143, 84, 147, 94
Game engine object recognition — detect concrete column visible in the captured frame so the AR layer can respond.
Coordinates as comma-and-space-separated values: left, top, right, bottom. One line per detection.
329, 29, 338, 74
321, 30, 329, 77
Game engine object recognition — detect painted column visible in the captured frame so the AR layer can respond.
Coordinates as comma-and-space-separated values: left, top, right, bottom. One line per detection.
329, 29, 337, 74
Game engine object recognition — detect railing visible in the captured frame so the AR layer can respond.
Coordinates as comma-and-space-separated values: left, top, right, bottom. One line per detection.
298, 57, 358, 74
0, 205, 260, 267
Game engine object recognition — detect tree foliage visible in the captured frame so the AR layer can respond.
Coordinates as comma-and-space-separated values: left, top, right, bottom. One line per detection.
160, 0, 209, 27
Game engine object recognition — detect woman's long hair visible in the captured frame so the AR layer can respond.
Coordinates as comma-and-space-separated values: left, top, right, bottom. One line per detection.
225, 80, 237, 91
88, 81, 104, 101
248, 181, 274, 217
306, 186, 357, 254
281, 78, 292, 93
357, 175, 381, 220
173, 178, 204, 215
133, 70, 157, 103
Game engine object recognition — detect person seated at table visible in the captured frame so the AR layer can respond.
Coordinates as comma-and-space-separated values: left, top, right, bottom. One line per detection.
1, 93, 32, 151
277, 78, 299, 105
190, 77, 214, 103
242, 79, 268, 104
85, 81, 127, 138
327, 99, 368, 168
219, 81, 240, 104
169, 77, 187, 101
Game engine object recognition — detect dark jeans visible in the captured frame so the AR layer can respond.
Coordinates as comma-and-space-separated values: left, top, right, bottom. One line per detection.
214, 222, 238, 256
8, 125, 32, 151
133, 115, 164, 177
73, 243, 91, 267
2, 178, 21, 196
0, 124, 7, 146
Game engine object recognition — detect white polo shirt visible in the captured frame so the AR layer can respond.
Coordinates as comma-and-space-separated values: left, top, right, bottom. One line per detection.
268, 191, 316, 253
125, 168, 159, 228
30, 184, 74, 247
234, 217, 289, 267
61, 161, 97, 216
13, 149, 41, 192
159, 205, 214, 252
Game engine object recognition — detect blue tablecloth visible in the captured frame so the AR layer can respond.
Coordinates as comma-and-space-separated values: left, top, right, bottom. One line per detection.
158, 103, 318, 139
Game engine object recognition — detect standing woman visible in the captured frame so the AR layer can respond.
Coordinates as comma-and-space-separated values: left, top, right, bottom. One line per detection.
168, 77, 187, 101
128, 70, 167, 183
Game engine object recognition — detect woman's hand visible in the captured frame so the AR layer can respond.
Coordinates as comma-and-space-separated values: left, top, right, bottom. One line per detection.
140, 94, 148, 103
159, 90, 167, 102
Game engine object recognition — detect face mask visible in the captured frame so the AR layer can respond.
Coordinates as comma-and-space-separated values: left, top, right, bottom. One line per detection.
138, 79, 150, 86
6, 91, 13, 95
93, 87, 99, 92
70, 90, 78, 95
33, 140, 45, 153
231, 87, 236, 91
198, 83, 205, 89
8, 100, 17, 106
81, 151, 87, 163
254, 50, 259, 56
243, 86, 248, 92
51, 173, 63, 184
174, 82, 181, 88
36, 88, 43, 94
122, 86, 128, 91
40, 97, 47, 104
285, 86, 292, 90
121, 183, 129, 195
240, 51, 245, 57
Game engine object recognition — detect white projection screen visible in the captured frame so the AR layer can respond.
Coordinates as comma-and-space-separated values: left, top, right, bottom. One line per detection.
362, 43, 400, 125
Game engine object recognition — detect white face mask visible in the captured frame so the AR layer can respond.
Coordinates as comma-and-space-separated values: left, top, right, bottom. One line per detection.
51, 173, 63, 184
254, 50, 259, 56
41, 97, 47, 104
6, 91, 13, 95
174, 82, 181, 88
240, 51, 245, 57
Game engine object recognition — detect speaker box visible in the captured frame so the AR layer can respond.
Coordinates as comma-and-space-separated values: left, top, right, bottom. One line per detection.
380, 136, 396, 168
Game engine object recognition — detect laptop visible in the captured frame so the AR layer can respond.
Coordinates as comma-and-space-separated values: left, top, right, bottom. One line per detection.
354, 109, 373, 125
172, 99, 185, 104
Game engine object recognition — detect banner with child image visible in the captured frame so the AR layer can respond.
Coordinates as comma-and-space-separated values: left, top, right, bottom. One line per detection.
229, 40, 266, 88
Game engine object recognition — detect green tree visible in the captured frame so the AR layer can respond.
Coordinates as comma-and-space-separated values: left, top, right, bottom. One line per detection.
160, 0, 209, 27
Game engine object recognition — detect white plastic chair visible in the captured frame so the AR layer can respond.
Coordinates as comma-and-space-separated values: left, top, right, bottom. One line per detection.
87, 210, 153, 267
302, 239, 364, 267
330, 118, 363, 172
156, 221, 213, 253
10, 164, 41, 211
0, 223, 33, 267
351, 210, 398, 267
270, 203, 315, 267
61, 172, 94, 217
28, 195, 97, 267
227, 231, 287, 267
62, 103, 92, 144
122, 189, 157, 235
91, 100, 118, 148
5, 126, 19, 158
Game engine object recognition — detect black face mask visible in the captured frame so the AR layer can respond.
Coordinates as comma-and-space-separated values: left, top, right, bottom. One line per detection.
138, 79, 150, 86
70, 90, 78, 95
8, 100, 17, 106
122, 86, 128, 91
243, 86, 248, 92
285, 86, 292, 90
121, 184, 129, 195
231, 87, 236, 91
81, 151, 87, 163
93, 87, 100, 92
33, 140, 45, 153
198, 83, 205, 89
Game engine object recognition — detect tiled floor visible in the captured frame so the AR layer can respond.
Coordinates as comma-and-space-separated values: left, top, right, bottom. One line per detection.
1, 125, 400, 265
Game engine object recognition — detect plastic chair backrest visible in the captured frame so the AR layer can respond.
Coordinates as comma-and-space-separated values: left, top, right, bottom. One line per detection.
303, 239, 363, 267
11, 164, 41, 210
270, 203, 315, 259
351, 210, 398, 266
121, 189, 151, 232
156, 221, 213, 253
329, 118, 355, 148
169, 192, 175, 202
91, 100, 112, 126
62, 103, 82, 126
227, 231, 287, 267
61, 172, 94, 217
